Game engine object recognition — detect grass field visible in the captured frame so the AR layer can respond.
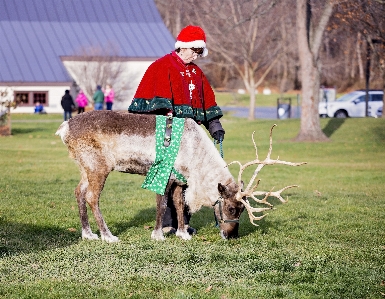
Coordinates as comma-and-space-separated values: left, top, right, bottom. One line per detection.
214, 91, 301, 107
0, 112, 384, 298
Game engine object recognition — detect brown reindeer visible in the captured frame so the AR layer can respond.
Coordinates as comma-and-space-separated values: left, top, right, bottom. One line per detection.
56, 111, 305, 242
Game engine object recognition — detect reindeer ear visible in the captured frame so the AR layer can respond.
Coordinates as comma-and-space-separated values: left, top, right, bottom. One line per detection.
218, 183, 227, 195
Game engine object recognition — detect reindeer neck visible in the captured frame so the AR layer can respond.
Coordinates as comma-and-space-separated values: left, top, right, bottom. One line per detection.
177, 122, 234, 212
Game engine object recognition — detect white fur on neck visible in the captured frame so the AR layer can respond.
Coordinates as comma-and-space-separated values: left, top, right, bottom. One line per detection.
174, 120, 235, 213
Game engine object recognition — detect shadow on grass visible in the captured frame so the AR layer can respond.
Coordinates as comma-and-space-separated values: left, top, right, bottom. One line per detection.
10, 127, 47, 135
113, 196, 289, 239
113, 207, 156, 234
237, 196, 288, 236
322, 118, 345, 137
0, 219, 79, 256
112, 206, 220, 233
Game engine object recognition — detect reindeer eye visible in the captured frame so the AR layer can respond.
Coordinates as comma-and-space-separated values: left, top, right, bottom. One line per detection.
228, 206, 237, 216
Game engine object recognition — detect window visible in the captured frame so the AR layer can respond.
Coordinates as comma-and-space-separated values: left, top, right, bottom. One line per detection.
371, 94, 383, 102
15, 91, 48, 106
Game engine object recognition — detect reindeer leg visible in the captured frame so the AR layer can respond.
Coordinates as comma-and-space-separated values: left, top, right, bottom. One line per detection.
151, 180, 175, 241
151, 194, 167, 241
173, 185, 191, 240
85, 170, 119, 243
75, 171, 98, 240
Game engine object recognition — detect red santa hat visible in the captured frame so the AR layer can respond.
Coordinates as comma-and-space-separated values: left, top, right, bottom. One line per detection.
175, 25, 208, 57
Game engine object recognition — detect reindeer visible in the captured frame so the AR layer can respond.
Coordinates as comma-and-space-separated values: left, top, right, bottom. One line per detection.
55, 110, 305, 242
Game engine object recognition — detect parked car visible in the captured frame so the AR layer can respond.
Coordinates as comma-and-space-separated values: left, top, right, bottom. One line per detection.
319, 90, 383, 118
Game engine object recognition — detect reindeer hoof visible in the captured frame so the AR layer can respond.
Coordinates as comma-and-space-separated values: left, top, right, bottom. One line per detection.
101, 235, 120, 243
176, 229, 192, 240
151, 229, 165, 241
82, 229, 99, 241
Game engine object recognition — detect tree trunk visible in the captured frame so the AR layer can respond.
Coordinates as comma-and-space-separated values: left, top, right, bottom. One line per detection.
248, 87, 256, 120
279, 20, 289, 95
356, 32, 365, 81
381, 60, 385, 119
295, 0, 331, 142
0, 108, 11, 136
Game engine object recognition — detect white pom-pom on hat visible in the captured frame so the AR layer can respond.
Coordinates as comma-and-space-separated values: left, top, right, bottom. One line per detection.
175, 25, 208, 57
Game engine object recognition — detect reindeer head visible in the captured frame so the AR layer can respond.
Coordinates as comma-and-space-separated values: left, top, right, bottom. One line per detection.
216, 125, 306, 239
213, 182, 245, 239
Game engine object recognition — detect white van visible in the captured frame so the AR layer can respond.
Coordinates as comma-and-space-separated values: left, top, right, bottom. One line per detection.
319, 90, 383, 118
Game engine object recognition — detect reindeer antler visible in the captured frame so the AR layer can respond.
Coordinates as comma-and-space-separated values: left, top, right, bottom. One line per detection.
228, 125, 306, 226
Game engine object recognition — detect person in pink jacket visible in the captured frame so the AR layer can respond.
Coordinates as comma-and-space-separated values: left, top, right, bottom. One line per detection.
104, 84, 115, 110
75, 90, 88, 114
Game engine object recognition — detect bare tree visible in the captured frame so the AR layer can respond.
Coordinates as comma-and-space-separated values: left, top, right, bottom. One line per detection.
154, 0, 183, 37
0, 88, 19, 136
62, 44, 136, 106
155, 0, 383, 118
184, 0, 280, 120
271, 1, 299, 94
295, 0, 334, 141
335, 0, 385, 117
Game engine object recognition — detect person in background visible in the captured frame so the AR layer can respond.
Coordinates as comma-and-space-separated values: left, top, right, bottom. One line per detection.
34, 101, 45, 114
93, 85, 104, 110
61, 90, 75, 121
104, 84, 115, 111
75, 90, 88, 114
128, 25, 225, 236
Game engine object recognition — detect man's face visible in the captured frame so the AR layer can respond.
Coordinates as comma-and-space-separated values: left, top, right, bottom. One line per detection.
177, 48, 199, 64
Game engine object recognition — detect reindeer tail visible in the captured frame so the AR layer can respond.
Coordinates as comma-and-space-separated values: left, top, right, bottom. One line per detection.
55, 121, 69, 144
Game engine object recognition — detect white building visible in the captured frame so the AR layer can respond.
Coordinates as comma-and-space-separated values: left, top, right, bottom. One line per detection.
0, 0, 174, 113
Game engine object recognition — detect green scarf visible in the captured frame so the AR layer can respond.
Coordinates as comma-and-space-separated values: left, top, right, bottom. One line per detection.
141, 115, 187, 195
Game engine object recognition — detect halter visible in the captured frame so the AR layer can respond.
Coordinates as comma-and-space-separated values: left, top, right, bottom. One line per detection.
212, 196, 240, 225
213, 139, 232, 227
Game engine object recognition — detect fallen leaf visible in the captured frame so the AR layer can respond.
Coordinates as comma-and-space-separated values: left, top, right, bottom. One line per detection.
144, 225, 152, 230
205, 285, 213, 292
314, 190, 322, 196
68, 227, 77, 232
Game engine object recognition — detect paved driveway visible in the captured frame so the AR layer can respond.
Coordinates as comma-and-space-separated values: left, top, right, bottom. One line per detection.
221, 106, 301, 119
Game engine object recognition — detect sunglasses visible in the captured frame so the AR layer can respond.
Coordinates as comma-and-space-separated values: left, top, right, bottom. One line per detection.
190, 47, 204, 55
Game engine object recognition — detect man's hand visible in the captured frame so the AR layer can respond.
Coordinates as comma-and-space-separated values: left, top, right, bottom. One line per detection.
213, 130, 225, 142
208, 119, 225, 142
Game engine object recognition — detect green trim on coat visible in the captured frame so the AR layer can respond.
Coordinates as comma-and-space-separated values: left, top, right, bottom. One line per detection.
129, 97, 223, 122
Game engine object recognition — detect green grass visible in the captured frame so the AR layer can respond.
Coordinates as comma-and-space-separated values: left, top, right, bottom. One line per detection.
0, 114, 384, 298
213, 91, 345, 108
214, 91, 301, 107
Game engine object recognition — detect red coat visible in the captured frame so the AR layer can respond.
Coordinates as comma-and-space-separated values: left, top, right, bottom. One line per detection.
128, 51, 222, 122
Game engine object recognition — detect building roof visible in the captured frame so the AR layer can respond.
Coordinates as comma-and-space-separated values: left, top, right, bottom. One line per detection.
0, 0, 175, 83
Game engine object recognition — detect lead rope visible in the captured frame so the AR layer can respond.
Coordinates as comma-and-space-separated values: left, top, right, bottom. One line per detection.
213, 139, 224, 158
214, 138, 224, 228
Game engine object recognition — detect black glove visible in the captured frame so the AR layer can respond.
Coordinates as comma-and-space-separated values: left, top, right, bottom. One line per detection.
213, 130, 225, 142
208, 119, 225, 142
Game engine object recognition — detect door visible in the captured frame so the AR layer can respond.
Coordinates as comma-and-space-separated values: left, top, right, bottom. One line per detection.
350, 95, 366, 117
368, 93, 383, 117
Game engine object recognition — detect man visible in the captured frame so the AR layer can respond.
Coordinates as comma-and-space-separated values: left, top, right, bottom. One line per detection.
61, 90, 75, 121
128, 25, 225, 235
93, 85, 104, 110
